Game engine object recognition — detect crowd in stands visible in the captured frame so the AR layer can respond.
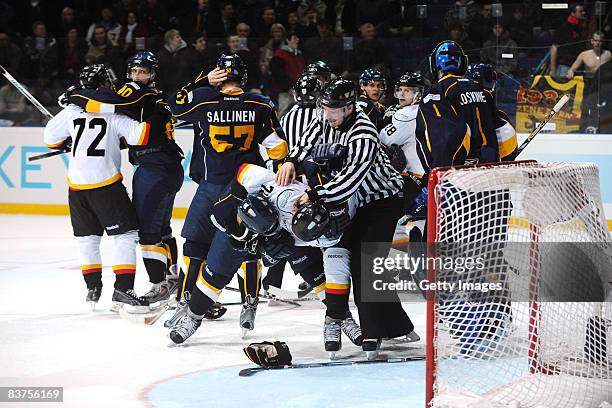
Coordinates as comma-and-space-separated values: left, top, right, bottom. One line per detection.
0, 0, 611, 128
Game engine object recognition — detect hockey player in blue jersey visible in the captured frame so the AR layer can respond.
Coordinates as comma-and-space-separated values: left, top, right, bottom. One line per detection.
357, 68, 387, 130
165, 53, 288, 333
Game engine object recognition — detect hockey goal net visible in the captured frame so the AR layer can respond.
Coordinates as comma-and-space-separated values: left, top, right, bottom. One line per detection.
425, 161, 612, 408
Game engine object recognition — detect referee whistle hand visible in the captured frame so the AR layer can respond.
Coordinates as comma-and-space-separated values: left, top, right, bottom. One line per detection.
276, 162, 296, 186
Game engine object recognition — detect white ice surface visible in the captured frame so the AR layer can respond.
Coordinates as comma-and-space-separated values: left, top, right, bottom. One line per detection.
0, 215, 427, 408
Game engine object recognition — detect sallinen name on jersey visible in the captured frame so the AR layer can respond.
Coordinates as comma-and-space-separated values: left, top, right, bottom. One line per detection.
206, 111, 256, 123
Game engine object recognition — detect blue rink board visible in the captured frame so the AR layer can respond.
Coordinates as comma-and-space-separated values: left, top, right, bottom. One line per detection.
148, 360, 426, 408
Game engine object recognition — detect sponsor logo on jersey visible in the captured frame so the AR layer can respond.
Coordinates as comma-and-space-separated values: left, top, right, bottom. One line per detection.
293, 255, 308, 264
423, 94, 441, 103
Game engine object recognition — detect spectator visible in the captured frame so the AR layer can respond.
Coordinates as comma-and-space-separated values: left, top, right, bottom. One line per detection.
118, 11, 149, 56
181, 0, 224, 40
0, 31, 22, 79
139, 0, 169, 36
285, 11, 307, 39
226, 34, 261, 91
58, 28, 86, 82
0, 79, 30, 125
256, 6, 277, 44
504, 5, 532, 47
236, 22, 260, 56
303, 20, 343, 73
23, 21, 58, 81
550, 3, 588, 77
270, 32, 305, 114
188, 33, 218, 77
260, 23, 286, 76
481, 22, 518, 75
566, 31, 611, 79
326, 0, 357, 36
58, 6, 81, 38
157, 29, 192, 95
220, 1, 238, 38
85, 25, 123, 79
351, 22, 389, 74
467, 3, 494, 48
297, 0, 327, 25
86, 7, 122, 46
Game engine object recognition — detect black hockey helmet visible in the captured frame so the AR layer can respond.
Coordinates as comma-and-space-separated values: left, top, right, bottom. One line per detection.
465, 63, 497, 91
429, 40, 468, 79
293, 74, 322, 107
358, 68, 387, 91
396, 72, 428, 89
217, 53, 248, 87
305, 60, 333, 83
238, 191, 279, 236
126, 51, 158, 81
291, 200, 330, 242
317, 78, 356, 109
79, 64, 114, 90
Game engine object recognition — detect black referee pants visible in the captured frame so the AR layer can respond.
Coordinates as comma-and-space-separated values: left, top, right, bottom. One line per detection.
341, 194, 414, 339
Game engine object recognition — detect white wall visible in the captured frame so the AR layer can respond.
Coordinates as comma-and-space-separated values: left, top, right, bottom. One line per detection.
1, 127, 611, 224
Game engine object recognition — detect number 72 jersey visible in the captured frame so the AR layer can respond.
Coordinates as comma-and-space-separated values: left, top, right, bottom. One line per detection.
44, 105, 150, 190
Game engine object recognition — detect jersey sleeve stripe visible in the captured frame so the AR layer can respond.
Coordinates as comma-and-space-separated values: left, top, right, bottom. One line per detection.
137, 122, 150, 145
266, 140, 289, 159
236, 163, 253, 184
45, 141, 64, 149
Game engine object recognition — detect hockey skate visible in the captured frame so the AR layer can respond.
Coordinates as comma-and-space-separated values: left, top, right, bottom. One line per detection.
86, 286, 102, 311
164, 292, 190, 328
169, 311, 202, 344
362, 338, 382, 360
324, 316, 342, 359
141, 281, 172, 310
111, 289, 150, 313
240, 295, 259, 338
341, 312, 363, 346
385, 331, 421, 344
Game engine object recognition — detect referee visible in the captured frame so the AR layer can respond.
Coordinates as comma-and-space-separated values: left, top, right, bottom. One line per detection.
277, 78, 414, 354
264, 73, 322, 291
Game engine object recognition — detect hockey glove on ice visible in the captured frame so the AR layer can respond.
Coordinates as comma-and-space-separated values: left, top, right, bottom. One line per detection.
243, 341, 292, 367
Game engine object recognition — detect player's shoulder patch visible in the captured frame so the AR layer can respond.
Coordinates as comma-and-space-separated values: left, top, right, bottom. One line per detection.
421, 93, 441, 103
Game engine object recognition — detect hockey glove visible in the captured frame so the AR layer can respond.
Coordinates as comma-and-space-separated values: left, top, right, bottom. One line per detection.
57, 85, 82, 108
324, 202, 352, 239
382, 143, 407, 173
257, 229, 295, 265
310, 143, 348, 172
243, 341, 292, 367
228, 224, 259, 255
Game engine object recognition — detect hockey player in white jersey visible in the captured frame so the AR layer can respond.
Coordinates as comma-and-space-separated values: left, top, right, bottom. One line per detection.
44, 64, 158, 311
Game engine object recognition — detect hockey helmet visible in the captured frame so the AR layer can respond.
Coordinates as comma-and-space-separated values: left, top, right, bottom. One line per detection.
291, 200, 330, 242
465, 63, 497, 91
429, 40, 468, 79
293, 74, 322, 107
317, 78, 356, 109
126, 51, 158, 82
217, 53, 248, 87
394, 72, 429, 103
238, 191, 279, 236
79, 64, 114, 90
305, 61, 333, 84
358, 68, 387, 91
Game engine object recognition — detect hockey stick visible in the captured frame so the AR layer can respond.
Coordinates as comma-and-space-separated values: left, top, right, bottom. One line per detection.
238, 355, 426, 377
266, 285, 316, 301
0, 64, 53, 120
28, 148, 70, 162
515, 94, 569, 157
225, 286, 301, 307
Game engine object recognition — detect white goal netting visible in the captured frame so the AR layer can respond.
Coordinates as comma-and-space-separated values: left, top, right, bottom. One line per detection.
427, 162, 612, 408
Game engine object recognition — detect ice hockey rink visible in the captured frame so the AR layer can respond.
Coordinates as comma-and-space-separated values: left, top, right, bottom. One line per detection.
0, 214, 428, 408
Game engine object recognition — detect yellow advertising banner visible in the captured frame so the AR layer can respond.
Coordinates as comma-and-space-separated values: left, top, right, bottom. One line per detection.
516, 75, 584, 133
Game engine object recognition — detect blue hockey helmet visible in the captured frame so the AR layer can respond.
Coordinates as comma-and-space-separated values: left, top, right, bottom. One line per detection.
238, 191, 279, 236
126, 51, 158, 81
217, 53, 248, 87
429, 40, 468, 79
465, 63, 497, 91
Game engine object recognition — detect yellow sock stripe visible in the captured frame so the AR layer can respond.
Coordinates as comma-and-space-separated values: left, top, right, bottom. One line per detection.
181, 256, 190, 296
80, 264, 102, 271
112, 264, 136, 271
325, 282, 350, 290
196, 274, 221, 302
140, 244, 168, 263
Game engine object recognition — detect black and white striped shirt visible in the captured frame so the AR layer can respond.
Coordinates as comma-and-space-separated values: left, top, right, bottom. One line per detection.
288, 109, 403, 207
280, 104, 318, 149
